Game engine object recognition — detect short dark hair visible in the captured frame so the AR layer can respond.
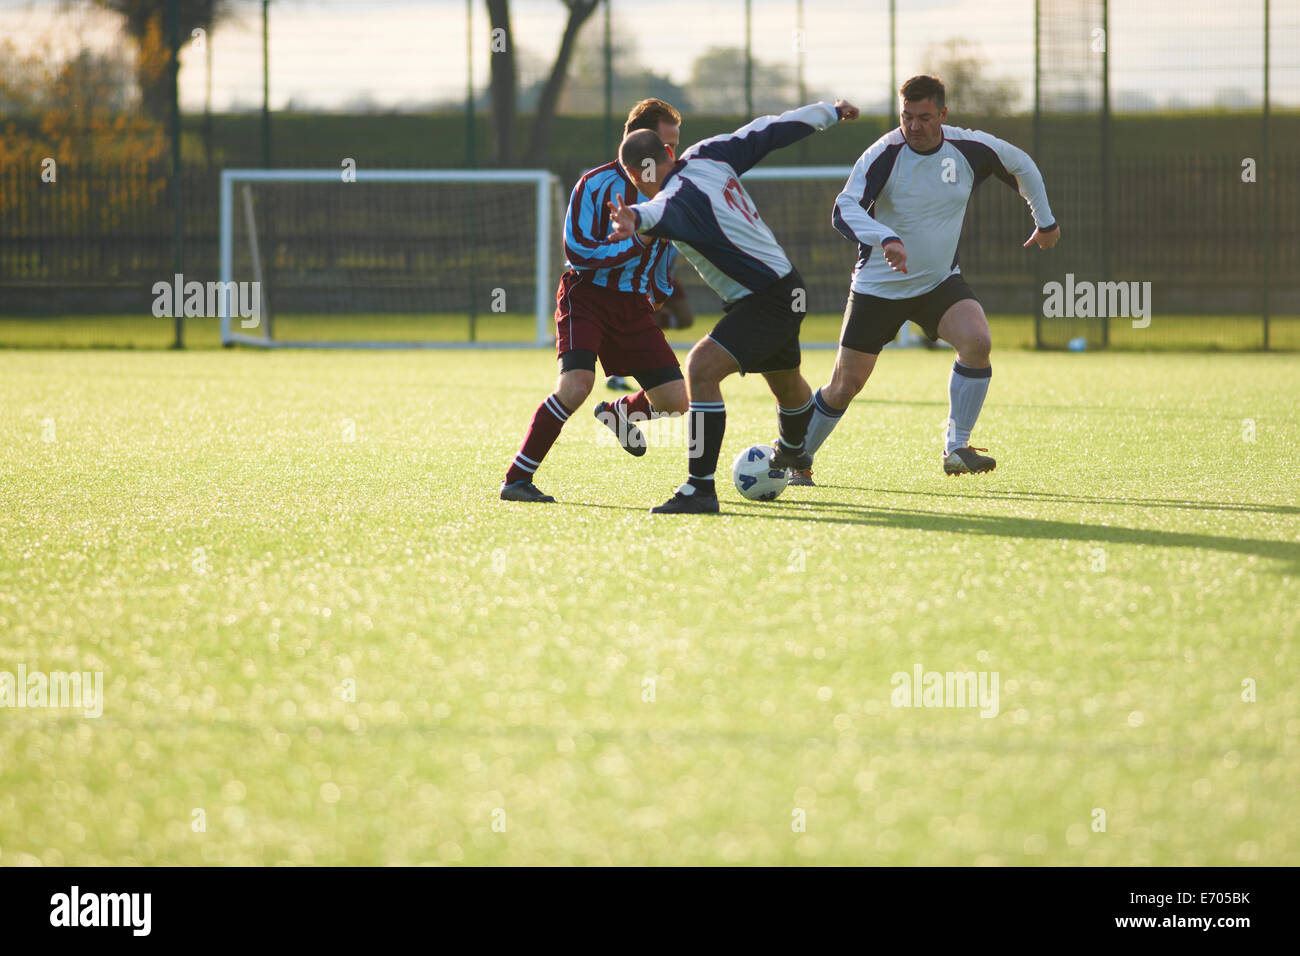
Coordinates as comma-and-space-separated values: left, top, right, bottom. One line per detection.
900, 75, 945, 111
619, 129, 669, 175
624, 98, 681, 138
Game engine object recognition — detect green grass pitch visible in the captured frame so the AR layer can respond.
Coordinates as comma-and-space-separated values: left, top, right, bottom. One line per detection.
1, 347, 1296, 865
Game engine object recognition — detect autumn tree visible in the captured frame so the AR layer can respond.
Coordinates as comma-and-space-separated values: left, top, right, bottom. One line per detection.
0, 36, 163, 170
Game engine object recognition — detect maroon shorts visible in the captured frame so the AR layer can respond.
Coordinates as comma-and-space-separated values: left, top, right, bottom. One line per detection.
554, 271, 680, 378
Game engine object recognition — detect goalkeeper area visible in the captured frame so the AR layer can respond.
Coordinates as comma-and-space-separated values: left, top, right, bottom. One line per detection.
1, 346, 1296, 865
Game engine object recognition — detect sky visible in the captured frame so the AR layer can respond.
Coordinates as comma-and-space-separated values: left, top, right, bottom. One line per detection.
1, 0, 1295, 113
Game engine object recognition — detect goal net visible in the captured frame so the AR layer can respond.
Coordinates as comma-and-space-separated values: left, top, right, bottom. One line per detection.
219, 169, 562, 347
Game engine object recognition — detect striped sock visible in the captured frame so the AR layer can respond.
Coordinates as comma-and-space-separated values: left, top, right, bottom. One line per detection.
777, 395, 814, 452
684, 400, 725, 495
505, 393, 571, 484
614, 389, 654, 421
804, 386, 847, 458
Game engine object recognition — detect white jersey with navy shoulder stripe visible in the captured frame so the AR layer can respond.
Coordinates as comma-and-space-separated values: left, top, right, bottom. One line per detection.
630, 102, 841, 304
833, 125, 1056, 299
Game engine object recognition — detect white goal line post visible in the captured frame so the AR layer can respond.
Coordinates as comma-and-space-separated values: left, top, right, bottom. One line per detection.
218, 168, 562, 348
216, 166, 856, 349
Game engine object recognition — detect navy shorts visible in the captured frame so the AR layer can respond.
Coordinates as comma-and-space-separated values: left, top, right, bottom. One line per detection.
708, 269, 806, 375
840, 274, 980, 354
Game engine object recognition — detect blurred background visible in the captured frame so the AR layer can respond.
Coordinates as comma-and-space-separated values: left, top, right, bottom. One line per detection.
0, 0, 1296, 349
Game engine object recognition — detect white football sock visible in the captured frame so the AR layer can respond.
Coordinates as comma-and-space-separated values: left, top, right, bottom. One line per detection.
946, 362, 991, 453
804, 387, 847, 460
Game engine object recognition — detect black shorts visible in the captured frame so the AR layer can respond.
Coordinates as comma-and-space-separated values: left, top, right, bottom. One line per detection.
558, 348, 683, 389
840, 274, 980, 355
708, 269, 806, 375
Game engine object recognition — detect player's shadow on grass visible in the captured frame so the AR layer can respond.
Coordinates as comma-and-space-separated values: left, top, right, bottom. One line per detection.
855, 486, 1300, 518
730, 498, 1300, 572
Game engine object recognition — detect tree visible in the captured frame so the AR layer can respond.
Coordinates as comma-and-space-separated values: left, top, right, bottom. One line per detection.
0, 36, 163, 169
0, 34, 167, 239
686, 47, 801, 115
921, 39, 1022, 116
486, 0, 601, 166
686, 46, 806, 115
94, 0, 227, 125
485, 0, 517, 164
553, 19, 689, 114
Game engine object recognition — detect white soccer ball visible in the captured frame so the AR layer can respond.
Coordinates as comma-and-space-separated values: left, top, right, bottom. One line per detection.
731, 444, 789, 501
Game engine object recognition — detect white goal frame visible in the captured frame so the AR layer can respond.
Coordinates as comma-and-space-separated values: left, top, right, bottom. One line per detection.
218, 168, 560, 348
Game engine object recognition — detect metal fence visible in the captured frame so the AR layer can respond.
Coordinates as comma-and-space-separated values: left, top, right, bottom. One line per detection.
0, 0, 1296, 348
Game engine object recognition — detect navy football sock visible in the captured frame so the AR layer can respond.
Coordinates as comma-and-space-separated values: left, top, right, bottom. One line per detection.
685, 401, 725, 495
777, 395, 815, 451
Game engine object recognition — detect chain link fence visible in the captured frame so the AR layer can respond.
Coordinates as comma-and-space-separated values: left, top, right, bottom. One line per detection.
0, 0, 1295, 347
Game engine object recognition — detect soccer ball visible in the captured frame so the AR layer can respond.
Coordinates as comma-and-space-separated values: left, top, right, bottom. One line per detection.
731, 445, 789, 501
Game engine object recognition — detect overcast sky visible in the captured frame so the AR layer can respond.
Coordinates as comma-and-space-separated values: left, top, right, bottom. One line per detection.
3, 0, 1296, 112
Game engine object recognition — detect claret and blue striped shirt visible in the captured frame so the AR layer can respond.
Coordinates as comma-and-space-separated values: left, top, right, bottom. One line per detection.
563, 160, 675, 301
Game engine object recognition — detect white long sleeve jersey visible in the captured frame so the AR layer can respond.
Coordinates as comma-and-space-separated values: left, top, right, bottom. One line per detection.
832, 125, 1056, 299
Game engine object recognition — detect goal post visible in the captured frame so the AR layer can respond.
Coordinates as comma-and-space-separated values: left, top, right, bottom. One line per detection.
218, 168, 561, 348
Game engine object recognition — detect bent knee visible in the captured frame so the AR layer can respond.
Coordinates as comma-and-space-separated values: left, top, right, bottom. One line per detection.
685, 347, 726, 384
655, 394, 689, 415
831, 364, 872, 399
556, 372, 594, 409
958, 338, 992, 365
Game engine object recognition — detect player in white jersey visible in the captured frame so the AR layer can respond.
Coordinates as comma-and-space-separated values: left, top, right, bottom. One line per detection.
793, 75, 1061, 485
609, 99, 861, 514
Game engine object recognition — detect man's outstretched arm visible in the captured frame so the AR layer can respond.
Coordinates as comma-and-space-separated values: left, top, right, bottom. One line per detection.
686, 99, 859, 176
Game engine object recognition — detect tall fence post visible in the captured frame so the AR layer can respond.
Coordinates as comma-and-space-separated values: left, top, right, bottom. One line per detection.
203, 13, 213, 168
466, 0, 479, 341
796, 0, 806, 103
603, 0, 613, 158
169, 0, 183, 349
1100, 0, 1110, 348
1262, 0, 1271, 350
1032, 0, 1042, 348
744, 0, 753, 117
888, 0, 896, 125
262, 0, 271, 169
